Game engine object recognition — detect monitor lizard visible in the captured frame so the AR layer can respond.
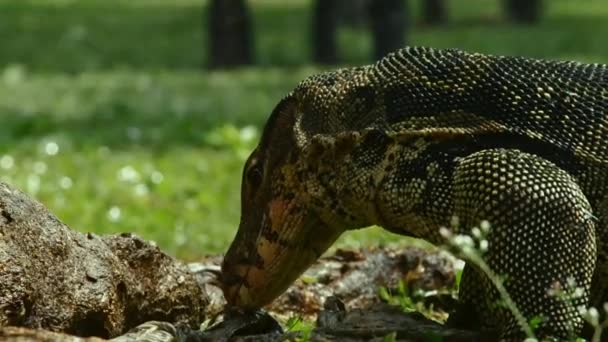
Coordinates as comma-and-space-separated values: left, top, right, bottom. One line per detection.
220, 46, 608, 340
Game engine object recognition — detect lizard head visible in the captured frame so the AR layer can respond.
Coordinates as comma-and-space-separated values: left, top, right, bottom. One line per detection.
221, 95, 343, 310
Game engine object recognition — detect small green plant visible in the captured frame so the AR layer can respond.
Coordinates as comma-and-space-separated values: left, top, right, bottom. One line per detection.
527, 316, 545, 333
454, 267, 463, 292
440, 218, 608, 342
203, 125, 259, 159
578, 304, 608, 342
378, 279, 451, 324
378, 280, 417, 313
439, 219, 536, 340
285, 315, 314, 342
382, 331, 398, 342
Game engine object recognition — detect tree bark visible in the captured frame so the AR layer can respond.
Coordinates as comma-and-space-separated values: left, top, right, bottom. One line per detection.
369, 0, 408, 61
207, 0, 254, 69
312, 0, 339, 65
422, 0, 448, 25
503, 0, 543, 24
0, 182, 207, 338
337, 0, 369, 28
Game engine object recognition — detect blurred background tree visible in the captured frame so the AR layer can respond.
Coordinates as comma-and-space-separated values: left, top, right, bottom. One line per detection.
369, 0, 409, 60
313, 0, 409, 64
312, 0, 339, 64
0, 0, 605, 260
422, 0, 448, 25
207, 0, 254, 68
504, 0, 543, 24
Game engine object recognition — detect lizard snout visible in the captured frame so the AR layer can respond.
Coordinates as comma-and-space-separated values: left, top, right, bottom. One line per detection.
221, 247, 275, 309
220, 255, 258, 308
219, 263, 245, 307
221, 264, 282, 309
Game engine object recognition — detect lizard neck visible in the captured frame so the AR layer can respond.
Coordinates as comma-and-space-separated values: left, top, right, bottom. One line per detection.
300, 131, 454, 245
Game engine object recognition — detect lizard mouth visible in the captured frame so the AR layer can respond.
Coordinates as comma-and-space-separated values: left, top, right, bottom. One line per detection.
220, 269, 246, 307
221, 261, 253, 308
221, 199, 307, 309
221, 257, 286, 309
221, 203, 345, 309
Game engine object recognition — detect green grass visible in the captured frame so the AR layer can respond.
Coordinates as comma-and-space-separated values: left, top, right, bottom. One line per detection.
0, 68, 312, 257
1, 0, 607, 260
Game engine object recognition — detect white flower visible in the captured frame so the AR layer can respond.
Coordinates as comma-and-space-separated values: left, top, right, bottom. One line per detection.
479, 239, 489, 253
439, 227, 452, 239
118, 166, 140, 182
480, 220, 491, 233
471, 227, 482, 239
0, 155, 14, 170
45, 142, 59, 156
107, 206, 121, 222
150, 171, 164, 184
59, 176, 73, 189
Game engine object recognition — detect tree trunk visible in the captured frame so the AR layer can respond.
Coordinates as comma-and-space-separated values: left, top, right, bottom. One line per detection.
503, 0, 542, 24
422, 0, 447, 25
207, 0, 254, 69
312, 0, 339, 65
337, 0, 369, 28
369, 0, 408, 61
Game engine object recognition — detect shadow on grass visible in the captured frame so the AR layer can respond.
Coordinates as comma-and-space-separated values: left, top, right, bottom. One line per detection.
0, 0, 315, 73
0, 67, 314, 151
0, 88, 273, 151
3, 0, 608, 73
1, 0, 608, 152
0, 111, 212, 151
412, 15, 608, 63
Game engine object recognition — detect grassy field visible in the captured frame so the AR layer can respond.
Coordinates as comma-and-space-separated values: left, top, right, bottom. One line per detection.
1, 0, 607, 260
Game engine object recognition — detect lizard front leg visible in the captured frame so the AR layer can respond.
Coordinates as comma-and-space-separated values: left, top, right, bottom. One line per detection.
447, 149, 596, 340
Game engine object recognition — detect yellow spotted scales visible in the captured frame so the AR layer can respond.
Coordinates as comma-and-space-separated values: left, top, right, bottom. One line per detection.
221, 47, 608, 340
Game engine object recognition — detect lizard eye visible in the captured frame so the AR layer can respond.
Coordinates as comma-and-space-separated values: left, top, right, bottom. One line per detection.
247, 165, 263, 188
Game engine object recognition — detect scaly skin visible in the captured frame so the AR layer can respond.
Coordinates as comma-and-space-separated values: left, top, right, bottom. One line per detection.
221, 47, 608, 340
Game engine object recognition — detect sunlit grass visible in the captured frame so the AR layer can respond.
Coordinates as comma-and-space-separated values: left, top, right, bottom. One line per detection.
1, 0, 607, 260
0, 129, 248, 257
